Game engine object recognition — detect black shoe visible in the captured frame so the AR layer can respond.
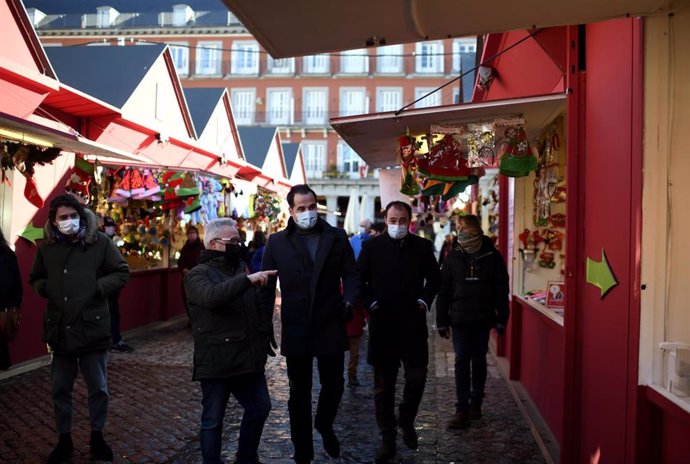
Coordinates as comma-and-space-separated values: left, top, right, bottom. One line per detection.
89, 431, 113, 462
375, 440, 396, 463
316, 427, 340, 458
399, 422, 418, 450
47, 433, 73, 464
110, 341, 134, 353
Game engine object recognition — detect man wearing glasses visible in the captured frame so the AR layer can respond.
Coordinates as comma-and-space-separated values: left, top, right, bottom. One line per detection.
184, 218, 277, 464
259, 184, 359, 464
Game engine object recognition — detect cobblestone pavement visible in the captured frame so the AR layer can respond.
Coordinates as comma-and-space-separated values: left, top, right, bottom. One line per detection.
0, 310, 545, 464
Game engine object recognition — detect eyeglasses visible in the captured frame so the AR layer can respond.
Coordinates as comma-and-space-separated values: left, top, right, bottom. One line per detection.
213, 237, 241, 245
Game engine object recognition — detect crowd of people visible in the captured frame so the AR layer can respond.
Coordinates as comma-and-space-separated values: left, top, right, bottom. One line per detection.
0, 184, 510, 464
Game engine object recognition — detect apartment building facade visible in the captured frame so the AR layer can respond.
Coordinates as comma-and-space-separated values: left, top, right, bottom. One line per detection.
25, 0, 477, 223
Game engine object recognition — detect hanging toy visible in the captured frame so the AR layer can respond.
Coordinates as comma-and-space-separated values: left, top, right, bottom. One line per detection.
398, 135, 420, 195
466, 129, 496, 167
65, 157, 94, 205
498, 125, 538, 177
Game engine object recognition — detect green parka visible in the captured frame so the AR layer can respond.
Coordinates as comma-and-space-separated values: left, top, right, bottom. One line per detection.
184, 250, 270, 381
29, 209, 130, 354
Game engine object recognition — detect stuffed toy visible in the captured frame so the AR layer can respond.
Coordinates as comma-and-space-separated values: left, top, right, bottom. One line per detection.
65, 157, 94, 205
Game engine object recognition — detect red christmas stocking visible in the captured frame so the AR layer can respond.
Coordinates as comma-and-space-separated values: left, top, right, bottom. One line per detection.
65, 157, 93, 204
24, 175, 44, 208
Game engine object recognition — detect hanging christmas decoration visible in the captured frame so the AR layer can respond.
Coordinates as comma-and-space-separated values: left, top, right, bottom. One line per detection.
398, 134, 422, 195
498, 125, 538, 177
466, 129, 496, 167
65, 157, 94, 205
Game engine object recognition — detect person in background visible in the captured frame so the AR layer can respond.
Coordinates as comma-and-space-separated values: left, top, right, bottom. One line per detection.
29, 194, 130, 464
358, 201, 441, 462
346, 218, 373, 386
178, 225, 205, 320
184, 218, 276, 464
435, 214, 510, 429
0, 225, 22, 371
438, 233, 457, 268
259, 184, 359, 464
371, 222, 386, 237
102, 216, 134, 353
249, 231, 267, 273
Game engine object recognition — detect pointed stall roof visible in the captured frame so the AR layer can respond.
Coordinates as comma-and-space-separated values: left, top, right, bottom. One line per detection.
238, 126, 278, 170
45, 45, 166, 109
184, 87, 226, 135
282, 142, 307, 185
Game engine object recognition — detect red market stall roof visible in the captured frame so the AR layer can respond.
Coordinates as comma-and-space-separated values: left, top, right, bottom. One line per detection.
221, 0, 675, 58
329, 93, 566, 169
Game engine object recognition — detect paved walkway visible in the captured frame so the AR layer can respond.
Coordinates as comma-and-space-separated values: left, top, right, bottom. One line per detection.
0, 312, 545, 464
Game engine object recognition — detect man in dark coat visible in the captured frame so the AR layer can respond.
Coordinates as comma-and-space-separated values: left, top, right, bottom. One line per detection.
29, 194, 130, 464
258, 184, 359, 464
358, 201, 441, 462
184, 218, 276, 464
436, 214, 509, 429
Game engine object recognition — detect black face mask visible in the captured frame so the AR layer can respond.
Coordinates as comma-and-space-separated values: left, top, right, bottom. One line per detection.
224, 243, 242, 266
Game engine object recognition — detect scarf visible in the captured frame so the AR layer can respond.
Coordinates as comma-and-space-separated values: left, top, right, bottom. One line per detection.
457, 234, 483, 254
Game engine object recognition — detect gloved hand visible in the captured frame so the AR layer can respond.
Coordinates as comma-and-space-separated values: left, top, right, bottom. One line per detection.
495, 324, 506, 336
438, 328, 450, 339
340, 301, 354, 322
368, 302, 380, 313
267, 333, 278, 357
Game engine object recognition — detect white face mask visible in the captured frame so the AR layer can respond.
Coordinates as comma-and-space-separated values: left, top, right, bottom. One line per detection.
295, 210, 318, 229
387, 224, 408, 240
358, 226, 367, 235
58, 218, 81, 235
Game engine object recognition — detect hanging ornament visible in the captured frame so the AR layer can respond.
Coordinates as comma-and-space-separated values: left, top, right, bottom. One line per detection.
398, 135, 420, 195
65, 157, 94, 205
498, 125, 538, 177
466, 129, 496, 167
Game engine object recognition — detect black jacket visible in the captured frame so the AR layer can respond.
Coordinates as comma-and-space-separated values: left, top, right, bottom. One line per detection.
358, 233, 441, 367
184, 250, 270, 381
29, 209, 130, 354
258, 218, 359, 357
436, 236, 510, 329
0, 245, 22, 309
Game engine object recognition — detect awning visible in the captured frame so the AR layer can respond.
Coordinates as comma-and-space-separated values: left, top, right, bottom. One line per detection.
0, 110, 147, 163
329, 93, 566, 168
221, 0, 674, 58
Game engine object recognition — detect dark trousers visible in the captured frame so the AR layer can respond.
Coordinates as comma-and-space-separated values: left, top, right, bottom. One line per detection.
107, 291, 122, 344
51, 351, 109, 434
373, 362, 427, 444
286, 353, 344, 461
199, 372, 271, 464
451, 322, 491, 413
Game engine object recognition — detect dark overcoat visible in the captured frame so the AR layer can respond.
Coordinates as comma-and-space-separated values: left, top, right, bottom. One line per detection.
358, 233, 441, 367
259, 218, 359, 357
29, 209, 130, 354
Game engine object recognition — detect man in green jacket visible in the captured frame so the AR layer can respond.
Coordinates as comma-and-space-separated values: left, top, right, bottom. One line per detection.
30, 194, 130, 464
184, 218, 277, 464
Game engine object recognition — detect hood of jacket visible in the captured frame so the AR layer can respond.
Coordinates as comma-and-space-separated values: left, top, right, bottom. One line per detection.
43, 207, 99, 245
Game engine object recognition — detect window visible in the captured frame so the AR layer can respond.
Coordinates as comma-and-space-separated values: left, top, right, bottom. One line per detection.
453, 38, 477, 73
376, 44, 404, 74
172, 5, 193, 26
195, 41, 221, 76
376, 87, 402, 113
96, 7, 117, 28
231, 41, 259, 75
340, 49, 368, 74
303, 88, 328, 125
337, 142, 365, 179
302, 141, 327, 179
415, 41, 444, 74
414, 87, 441, 108
231, 88, 255, 125
267, 56, 295, 75
340, 88, 367, 116
266, 88, 292, 125
303, 54, 330, 74
168, 42, 189, 76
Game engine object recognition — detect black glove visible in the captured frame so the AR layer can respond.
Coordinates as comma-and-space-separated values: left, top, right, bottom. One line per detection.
495, 324, 506, 336
266, 333, 278, 357
438, 328, 450, 339
341, 301, 354, 322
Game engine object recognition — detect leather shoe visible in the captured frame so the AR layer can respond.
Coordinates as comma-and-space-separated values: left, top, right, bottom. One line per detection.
399, 422, 418, 450
447, 410, 470, 429
375, 440, 396, 463
316, 427, 340, 458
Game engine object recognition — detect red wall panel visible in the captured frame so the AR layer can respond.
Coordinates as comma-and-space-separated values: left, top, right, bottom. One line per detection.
576, 19, 638, 463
